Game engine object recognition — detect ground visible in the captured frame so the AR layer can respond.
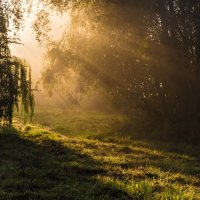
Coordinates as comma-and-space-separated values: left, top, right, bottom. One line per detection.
0, 108, 200, 199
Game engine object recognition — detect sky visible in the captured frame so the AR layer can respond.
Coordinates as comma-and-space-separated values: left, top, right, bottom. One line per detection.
9, 4, 69, 82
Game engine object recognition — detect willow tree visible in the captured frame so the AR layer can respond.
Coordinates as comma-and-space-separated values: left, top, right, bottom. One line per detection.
0, 1, 34, 125
40, 0, 200, 139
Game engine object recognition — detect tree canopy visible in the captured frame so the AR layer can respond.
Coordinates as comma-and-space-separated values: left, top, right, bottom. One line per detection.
1, 0, 199, 139
40, 0, 200, 140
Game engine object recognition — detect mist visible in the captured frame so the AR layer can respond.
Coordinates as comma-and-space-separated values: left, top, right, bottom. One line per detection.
0, 0, 200, 199
7, 0, 200, 139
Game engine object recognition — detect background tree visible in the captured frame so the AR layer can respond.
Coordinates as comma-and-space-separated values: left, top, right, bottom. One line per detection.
41, 0, 200, 140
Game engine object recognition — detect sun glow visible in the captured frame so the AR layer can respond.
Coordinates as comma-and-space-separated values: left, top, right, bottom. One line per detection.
9, 1, 70, 81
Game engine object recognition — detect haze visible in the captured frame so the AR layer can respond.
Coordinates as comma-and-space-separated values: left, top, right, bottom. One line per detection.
1, 1, 200, 199
10, 9, 69, 82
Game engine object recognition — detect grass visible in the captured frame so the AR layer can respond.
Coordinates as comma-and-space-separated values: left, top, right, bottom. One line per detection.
0, 118, 199, 199
19, 106, 126, 137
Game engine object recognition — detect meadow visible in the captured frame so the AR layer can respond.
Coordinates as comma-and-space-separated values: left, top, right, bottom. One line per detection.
0, 107, 199, 199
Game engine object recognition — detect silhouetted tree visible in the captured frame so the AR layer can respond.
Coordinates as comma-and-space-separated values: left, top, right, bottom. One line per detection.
0, 1, 34, 126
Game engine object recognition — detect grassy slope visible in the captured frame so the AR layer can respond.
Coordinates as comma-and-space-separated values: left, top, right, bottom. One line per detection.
28, 106, 126, 137
0, 121, 200, 200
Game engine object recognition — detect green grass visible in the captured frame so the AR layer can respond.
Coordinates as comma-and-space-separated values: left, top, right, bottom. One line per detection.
21, 106, 126, 137
0, 121, 199, 200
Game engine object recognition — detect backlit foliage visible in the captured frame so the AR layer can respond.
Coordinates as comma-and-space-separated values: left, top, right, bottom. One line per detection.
0, 0, 34, 125
41, 0, 200, 140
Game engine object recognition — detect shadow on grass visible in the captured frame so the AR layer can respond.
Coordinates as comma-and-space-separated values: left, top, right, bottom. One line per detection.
91, 132, 200, 180
0, 127, 131, 200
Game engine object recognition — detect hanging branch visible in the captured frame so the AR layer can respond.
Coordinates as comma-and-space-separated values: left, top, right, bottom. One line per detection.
0, 1, 34, 126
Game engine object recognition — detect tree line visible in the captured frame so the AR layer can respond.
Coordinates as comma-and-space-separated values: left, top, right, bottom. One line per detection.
41, 0, 200, 140
1, 0, 200, 140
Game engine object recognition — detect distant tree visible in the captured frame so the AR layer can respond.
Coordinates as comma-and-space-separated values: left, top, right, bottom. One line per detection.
41, 0, 200, 139
147, 0, 200, 136
0, 1, 34, 125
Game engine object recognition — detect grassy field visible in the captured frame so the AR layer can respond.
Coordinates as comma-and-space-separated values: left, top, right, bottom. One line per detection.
25, 106, 126, 137
0, 115, 200, 199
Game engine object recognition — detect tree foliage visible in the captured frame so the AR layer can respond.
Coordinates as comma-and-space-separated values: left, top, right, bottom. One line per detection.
41, 0, 200, 139
0, 0, 34, 125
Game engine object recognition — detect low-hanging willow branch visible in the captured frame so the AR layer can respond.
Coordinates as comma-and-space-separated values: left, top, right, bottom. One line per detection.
0, 55, 34, 125
0, 1, 34, 126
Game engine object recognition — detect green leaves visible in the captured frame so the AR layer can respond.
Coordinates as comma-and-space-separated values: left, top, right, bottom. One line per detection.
0, 2, 34, 126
